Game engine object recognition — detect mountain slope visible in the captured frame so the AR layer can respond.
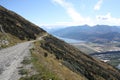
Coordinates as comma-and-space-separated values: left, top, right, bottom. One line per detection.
51, 25, 120, 43
0, 6, 45, 40
0, 5, 120, 80
39, 35, 120, 80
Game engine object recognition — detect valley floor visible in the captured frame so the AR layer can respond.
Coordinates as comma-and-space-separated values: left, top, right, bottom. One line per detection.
72, 42, 120, 69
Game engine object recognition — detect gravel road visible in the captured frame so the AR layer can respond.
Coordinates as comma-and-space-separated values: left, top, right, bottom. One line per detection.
0, 34, 47, 80
0, 41, 33, 80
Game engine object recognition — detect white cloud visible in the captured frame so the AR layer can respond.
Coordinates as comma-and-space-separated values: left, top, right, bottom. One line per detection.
53, 0, 82, 22
52, 0, 93, 25
96, 13, 120, 26
50, 0, 120, 28
94, 0, 103, 10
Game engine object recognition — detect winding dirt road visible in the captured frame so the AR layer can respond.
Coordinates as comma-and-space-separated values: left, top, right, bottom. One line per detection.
0, 34, 47, 80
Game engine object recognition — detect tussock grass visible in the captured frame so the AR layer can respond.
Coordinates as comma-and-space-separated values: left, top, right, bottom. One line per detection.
19, 42, 60, 80
0, 32, 22, 48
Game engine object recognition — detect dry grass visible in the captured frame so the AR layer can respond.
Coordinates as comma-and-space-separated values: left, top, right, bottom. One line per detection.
0, 32, 23, 48
30, 41, 87, 80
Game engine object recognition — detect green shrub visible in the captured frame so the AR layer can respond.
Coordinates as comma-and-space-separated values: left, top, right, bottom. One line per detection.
21, 57, 31, 65
18, 69, 28, 75
44, 52, 48, 57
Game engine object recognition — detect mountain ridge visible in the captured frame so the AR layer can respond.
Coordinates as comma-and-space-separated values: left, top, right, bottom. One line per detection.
51, 25, 120, 43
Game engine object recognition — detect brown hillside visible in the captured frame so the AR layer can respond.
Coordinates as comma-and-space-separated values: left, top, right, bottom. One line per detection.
40, 35, 120, 80
0, 6, 45, 40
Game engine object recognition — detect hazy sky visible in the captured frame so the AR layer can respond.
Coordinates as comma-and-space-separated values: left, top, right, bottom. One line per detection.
0, 0, 120, 28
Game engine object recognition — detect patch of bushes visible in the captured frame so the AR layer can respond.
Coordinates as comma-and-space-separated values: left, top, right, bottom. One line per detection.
21, 57, 31, 65
44, 52, 48, 57
18, 69, 28, 75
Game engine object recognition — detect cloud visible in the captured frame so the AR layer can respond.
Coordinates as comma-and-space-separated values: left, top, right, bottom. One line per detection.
94, 0, 103, 10
96, 13, 120, 26
52, 0, 94, 25
52, 0, 82, 22
51, 0, 120, 27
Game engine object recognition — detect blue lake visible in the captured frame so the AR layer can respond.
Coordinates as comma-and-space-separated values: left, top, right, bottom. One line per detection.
55, 36, 84, 43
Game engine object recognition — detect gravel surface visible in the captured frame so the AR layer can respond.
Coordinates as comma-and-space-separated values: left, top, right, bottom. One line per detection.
0, 41, 33, 80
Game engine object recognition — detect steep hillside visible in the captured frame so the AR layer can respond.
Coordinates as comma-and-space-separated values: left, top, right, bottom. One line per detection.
0, 6, 45, 41
37, 35, 120, 80
51, 25, 120, 43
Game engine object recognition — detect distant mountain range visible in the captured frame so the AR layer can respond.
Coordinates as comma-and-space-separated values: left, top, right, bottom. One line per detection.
51, 25, 120, 43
